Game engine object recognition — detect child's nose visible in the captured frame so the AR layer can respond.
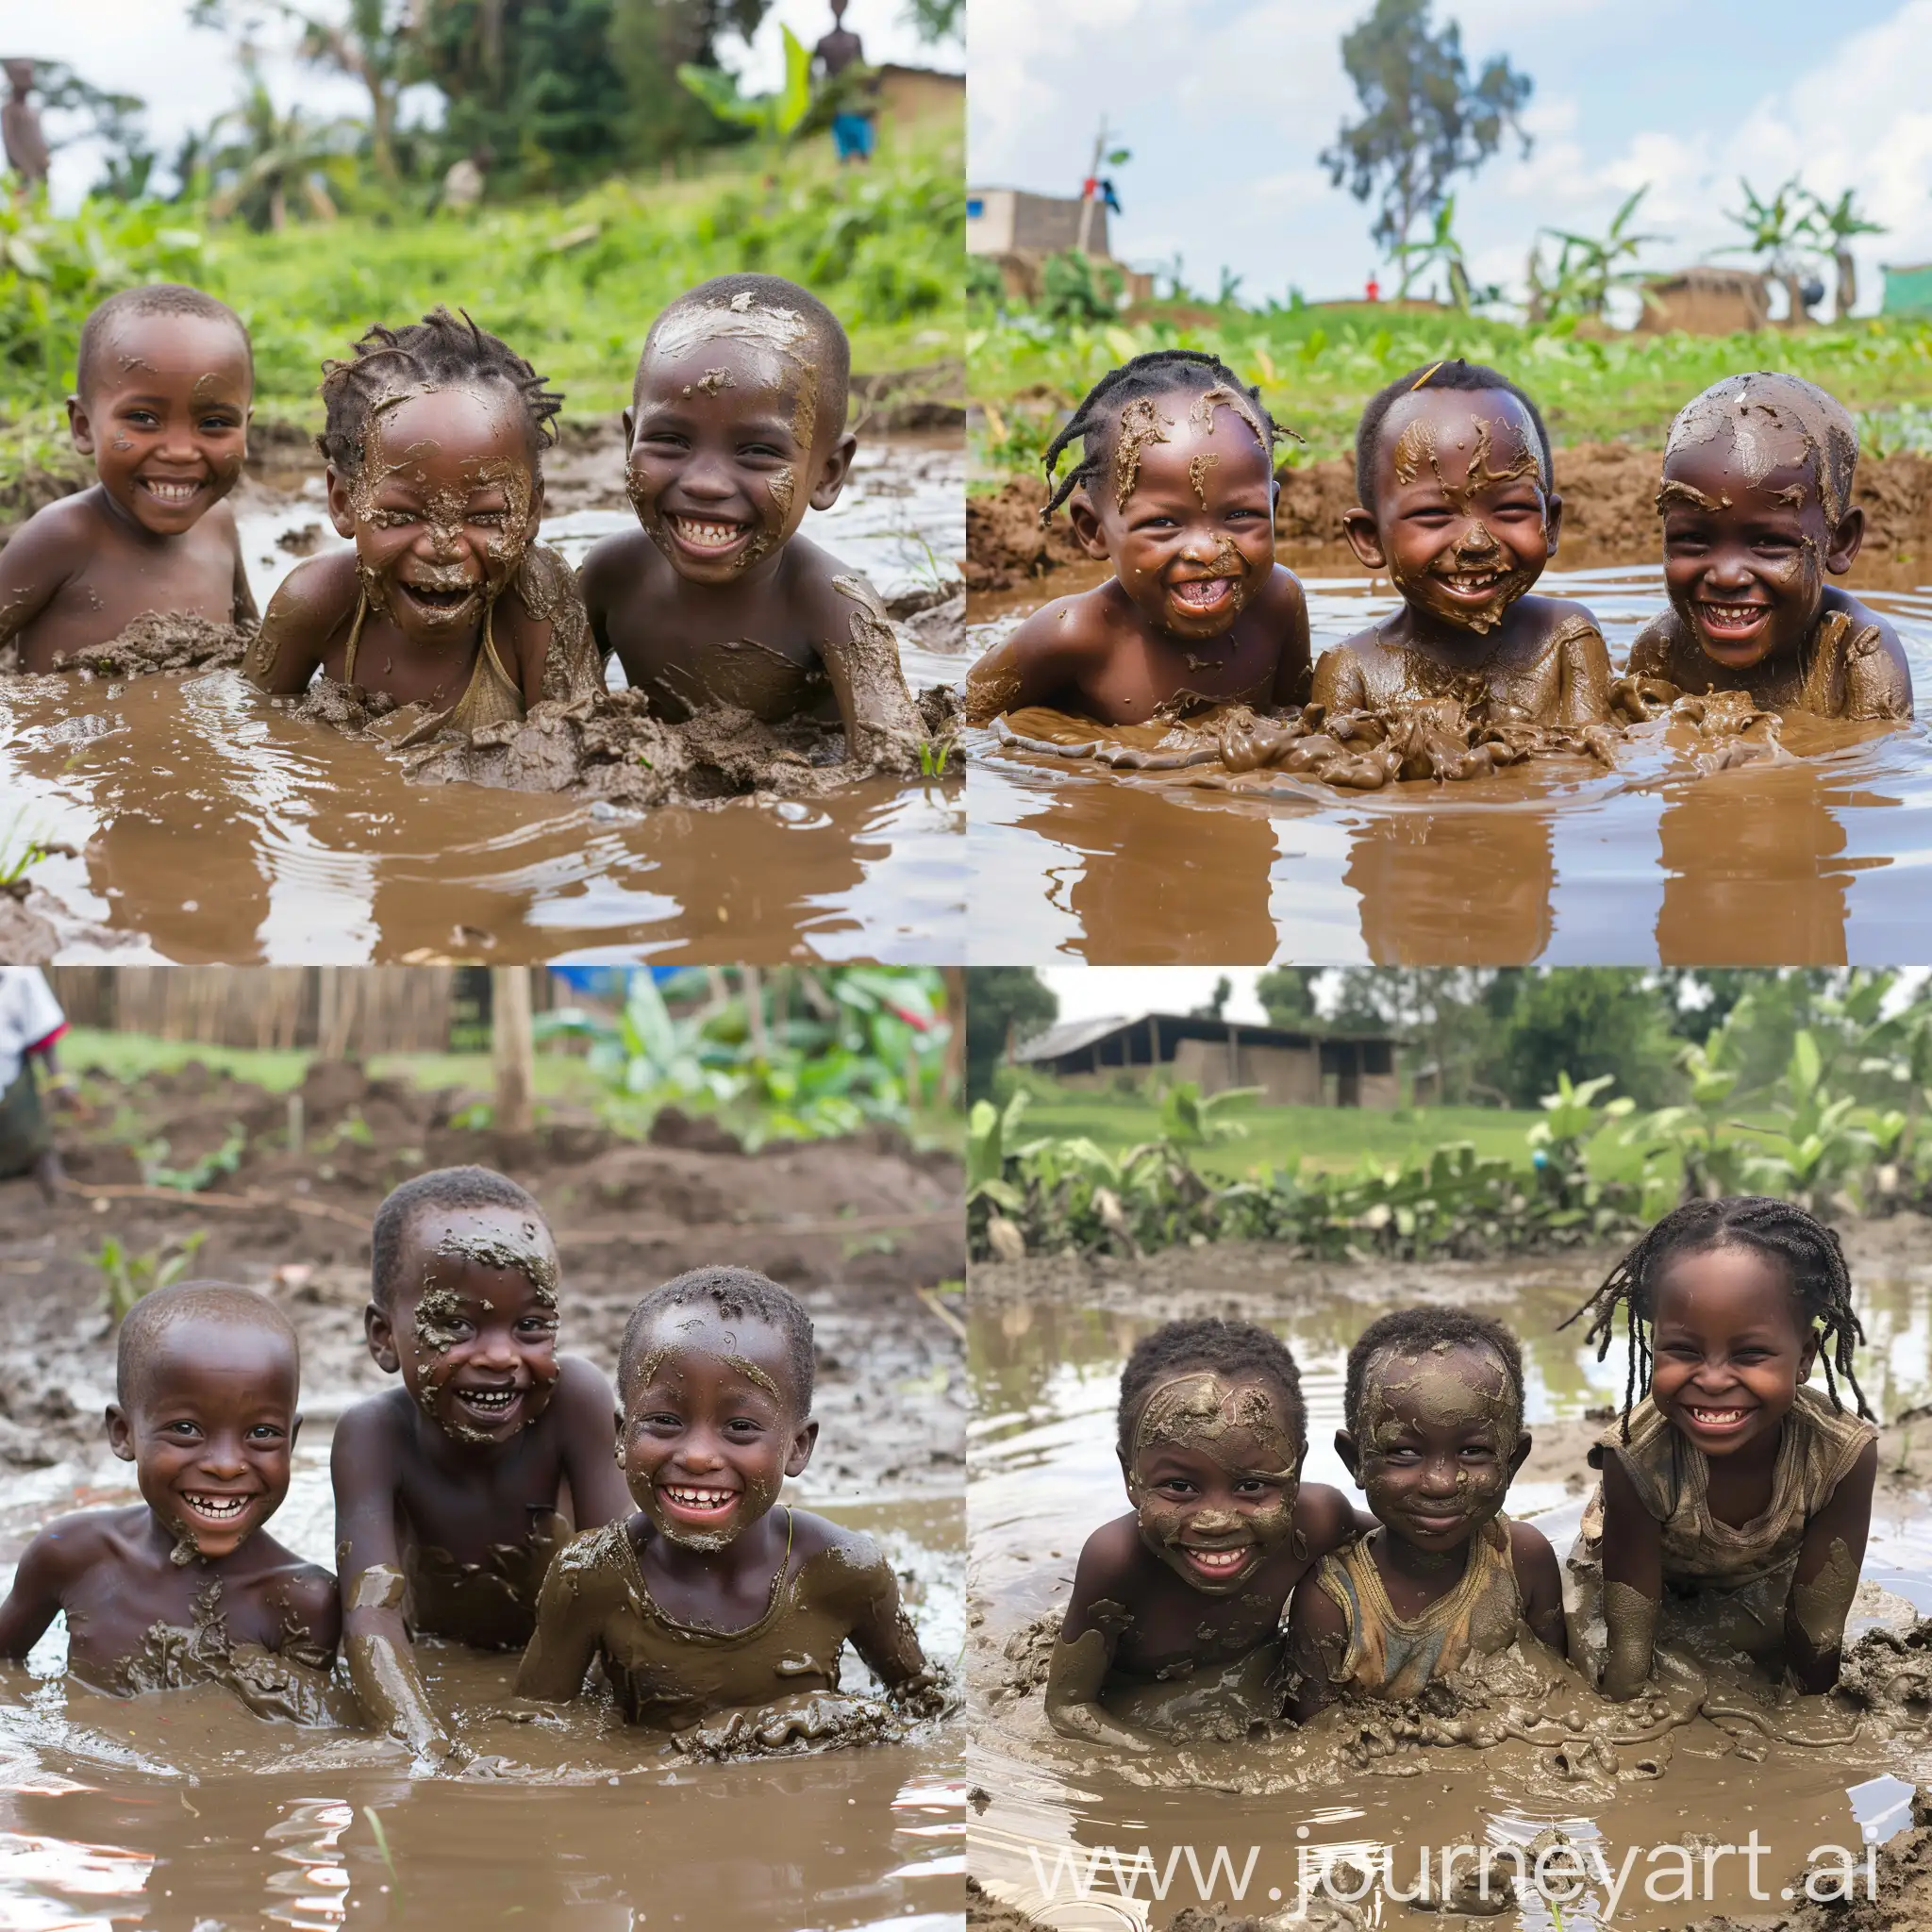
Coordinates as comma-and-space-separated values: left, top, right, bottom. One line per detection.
199, 1433, 249, 1476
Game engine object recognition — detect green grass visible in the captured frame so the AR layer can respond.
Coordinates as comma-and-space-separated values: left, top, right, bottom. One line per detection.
969, 301, 1932, 478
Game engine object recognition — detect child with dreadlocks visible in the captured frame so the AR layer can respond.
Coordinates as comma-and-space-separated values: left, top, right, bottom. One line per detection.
1624, 372, 1910, 720
963, 351, 1312, 727
248, 307, 600, 737
1044, 1317, 1357, 1751
1560, 1196, 1877, 1699
1310, 358, 1612, 726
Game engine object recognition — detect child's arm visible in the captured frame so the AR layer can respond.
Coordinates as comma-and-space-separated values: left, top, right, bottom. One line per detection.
1507, 1521, 1567, 1657
515, 1528, 618, 1702
503, 545, 603, 708
1833, 605, 1913, 722
820, 575, 928, 765
838, 1529, 941, 1700
1282, 1570, 1349, 1720
0, 504, 84, 661
964, 598, 1109, 725
246, 556, 354, 694
1307, 642, 1369, 715
1265, 567, 1313, 708
330, 1403, 465, 1766
1557, 615, 1614, 726
1783, 1435, 1876, 1693
219, 504, 258, 626
551, 1355, 634, 1531
1042, 1519, 1159, 1753
275, 1563, 343, 1667
0, 1515, 96, 1659
1596, 1452, 1663, 1698
1624, 616, 1685, 690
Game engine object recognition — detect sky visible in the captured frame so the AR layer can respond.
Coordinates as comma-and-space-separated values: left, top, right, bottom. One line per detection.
1040, 968, 1274, 1026
968, 0, 1932, 316
6, 0, 957, 209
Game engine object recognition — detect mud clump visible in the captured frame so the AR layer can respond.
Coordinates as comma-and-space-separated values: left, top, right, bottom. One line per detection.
966, 1877, 1054, 1930
964, 480, 1091, 591
45, 612, 257, 679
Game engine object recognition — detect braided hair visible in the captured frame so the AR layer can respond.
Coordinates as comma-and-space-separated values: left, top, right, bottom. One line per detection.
1040, 350, 1285, 525
1559, 1196, 1872, 1441
1354, 358, 1553, 505
317, 306, 562, 475
1116, 1315, 1305, 1453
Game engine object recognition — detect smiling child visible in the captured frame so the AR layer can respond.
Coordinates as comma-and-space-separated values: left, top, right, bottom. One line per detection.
964, 350, 1311, 727
1311, 359, 1611, 725
1625, 373, 1911, 720
0, 1282, 338, 1693
0, 284, 256, 672
1043, 1318, 1357, 1752
330, 1166, 630, 1770
580, 274, 929, 769
518, 1266, 941, 1752
248, 308, 600, 735
1284, 1309, 1563, 1717
1562, 1196, 1878, 1699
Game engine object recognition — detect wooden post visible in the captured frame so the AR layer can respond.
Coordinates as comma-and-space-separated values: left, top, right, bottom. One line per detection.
491, 968, 535, 1135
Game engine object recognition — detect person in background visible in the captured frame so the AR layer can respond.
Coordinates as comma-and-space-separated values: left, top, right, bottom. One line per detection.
814, 2, 877, 167
0, 969, 72, 1200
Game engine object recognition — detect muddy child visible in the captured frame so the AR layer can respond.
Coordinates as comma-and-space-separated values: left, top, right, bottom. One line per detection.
249, 308, 600, 736
1562, 1196, 1878, 1699
1044, 1318, 1357, 1752
965, 351, 1312, 727
1310, 359, 1611, 726
0, 1283, 339, 1708
518, 1267, 942, 1751
1284, 1310, 1564, 1718
0, 284, 256, 673
579, 273, 928, 768
331, 1166, 630, 1768
1625, 373, 1911, 720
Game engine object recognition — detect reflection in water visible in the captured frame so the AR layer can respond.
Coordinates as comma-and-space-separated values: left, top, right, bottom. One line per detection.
967, 567, 1932, 965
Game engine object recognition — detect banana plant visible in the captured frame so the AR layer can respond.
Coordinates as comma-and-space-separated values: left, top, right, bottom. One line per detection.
1158, 1080, 1259, 1149
678, 26, 814, 155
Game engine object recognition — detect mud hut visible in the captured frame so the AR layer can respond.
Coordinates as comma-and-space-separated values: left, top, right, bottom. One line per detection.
1634, 266, 1772, 335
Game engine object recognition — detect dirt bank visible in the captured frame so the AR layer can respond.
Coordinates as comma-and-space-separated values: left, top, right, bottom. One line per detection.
965, 446, 1932, 591
0, 1058, 965, 1492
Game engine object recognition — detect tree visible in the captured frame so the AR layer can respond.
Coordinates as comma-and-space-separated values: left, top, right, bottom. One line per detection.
965, 968, 1057, 1103
205, 48, 358, 230
491, 967, 536, 1135
29, 62, 154, 200
1322, 0, 1531, 261
1497, 970, 1680, 1110
1525, 185, 1667, 323
903, 0, 962, 42
1190, 975, 1233, 1022
1721, 175, 1824, 326
1324, 968, 1517, 1105
1257, 968, 1322, 1027
1388, 192, 1493, 308
612, 0, 772, 166
1807, 187, 1885, 320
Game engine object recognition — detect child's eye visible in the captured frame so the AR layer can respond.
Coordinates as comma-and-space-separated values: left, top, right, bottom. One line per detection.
472, 510, 507, 526
373, 510, 416, 528
124, 410, 158, 428
164, 1421, 201, 1438
247, 1424, 285, 1441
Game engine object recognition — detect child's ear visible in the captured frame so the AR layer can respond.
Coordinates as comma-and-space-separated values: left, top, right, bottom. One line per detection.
1508, 1428, 1532, 1476
525, 469, 545, 537
325, 467, 358, 540
365, 1303, 401, 1375
67, 394, 94, 456
106, 1404, 134, 1462
621, 406, 635, 451
1542, 490, 1565, 557
808, 430, 859, 513
784, 1416, 820, 1478
1065, 491, 1109, 561
289, 1413, 304, 1453
1334, 1427, 1361, 1482
1824, 505, 1865, 575
1340, 508, 1387, 573
1797, 1329, 1820, 1384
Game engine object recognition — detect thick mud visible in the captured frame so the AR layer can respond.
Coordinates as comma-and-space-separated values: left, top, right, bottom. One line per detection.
0, 1057, 966, 1926
966, 1221, 1932, 1931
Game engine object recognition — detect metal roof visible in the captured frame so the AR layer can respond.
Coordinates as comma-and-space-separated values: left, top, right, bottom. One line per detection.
1015, 1011, 1400, 1064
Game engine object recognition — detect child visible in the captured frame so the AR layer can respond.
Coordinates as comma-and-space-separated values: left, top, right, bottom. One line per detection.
248, 308, 601, 737
0, 1282, 339, 1697
331, 1166, 631, 1768
0, 967, 73, 1200
0, 284, 256, 673
579, 274, 928, 768
1625, 373, 1911, 721
1044, 1318, 1357, 1752
518, 1266, 941, 1749
1285, 1309, 1564, 1717
1310, 359, 1611, 726
964, 351, 1311, 727
1562, 1196, 1877, 1699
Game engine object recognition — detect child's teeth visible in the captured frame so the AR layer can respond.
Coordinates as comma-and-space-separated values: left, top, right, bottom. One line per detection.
184, 1494, 246, 1517
666, 1486, 732, 1507
675, 517, 742, 548
144, 481, 199, 502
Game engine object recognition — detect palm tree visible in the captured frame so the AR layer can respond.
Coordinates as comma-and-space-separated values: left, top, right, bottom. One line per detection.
1390, 195, 1484, 310
205, 50, 357, 232
1720, 175, 1824, 326
1807, 188, 1886, 320
1525, 185, 1667, 323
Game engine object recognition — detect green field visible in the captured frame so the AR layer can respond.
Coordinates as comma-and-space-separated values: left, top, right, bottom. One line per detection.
968, 300, 1932, 481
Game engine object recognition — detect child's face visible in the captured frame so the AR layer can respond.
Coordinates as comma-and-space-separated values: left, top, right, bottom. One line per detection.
1344, 390, 1557, 637
625, 329, 856, 586
68, 314, 251, 539
1121, 1370, 1304, 1596
107, 1320, 299, 1562
1069, 395, 1275, 643
367, 1205, 562, 1447
1658, 438, 1859, 674
1341, 1342, 1526, 1557
1648, 1242, 1817, 1459
326, 387, 541, 647
622, 1306, 816, 1551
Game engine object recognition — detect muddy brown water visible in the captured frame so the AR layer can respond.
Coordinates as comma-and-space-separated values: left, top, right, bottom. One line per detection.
965, 1238, 1932, 1929
964, 564, 1932, 966
0, 436, 966, 966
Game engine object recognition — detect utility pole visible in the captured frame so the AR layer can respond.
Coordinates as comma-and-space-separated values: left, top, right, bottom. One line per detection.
1075, 116, 1108, 257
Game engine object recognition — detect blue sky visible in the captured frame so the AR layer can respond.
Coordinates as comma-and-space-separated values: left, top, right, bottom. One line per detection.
970, 0, 1932, 315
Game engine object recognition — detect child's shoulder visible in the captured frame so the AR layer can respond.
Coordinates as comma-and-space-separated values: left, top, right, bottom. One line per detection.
1512, 593, 1604, 645
15, 1503, 147, 1588
1821, 587, 1913, 716
6, 485, 112, 558
579, 525, 664, 592
1293, 1481, 1360, 1550
268, 545, 360, 625
331, 1384, 417, 1457
1006, 578, 1130, 649
1070, 1510, 1147, 1587
786, 1505, 889, 1574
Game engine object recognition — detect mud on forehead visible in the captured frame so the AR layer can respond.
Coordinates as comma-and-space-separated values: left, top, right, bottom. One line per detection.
1662, 373, 1857, 525
624, 1303, 802, 1408
1377, 389, 1547, 495
639, 297, 840, 438
401, 1206, 558, 1303
1126, 1368, 1302, 1469
1358, 1338, 1521, 1438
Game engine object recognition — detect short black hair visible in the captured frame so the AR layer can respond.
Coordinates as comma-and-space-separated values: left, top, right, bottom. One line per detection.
1115, 1316, 1306, 1453
76, 283, 253, 400
1041, 349, 1284, 523
1353, 358, 1554, 506
1343, 1307, 1525, 1437
117, 1280, 297, 1408
369, 1166, 548, 1310
1561, 1195, 1872, 1440
317, 306, 562, 475
641, 274, 852, 435
619, 1266, 816, 1412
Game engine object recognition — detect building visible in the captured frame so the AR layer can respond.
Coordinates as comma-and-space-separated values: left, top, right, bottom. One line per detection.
1634, 266, 1772, 336
966, 187, 1153, 304
874, 65, 963, 130
1014, 1012, 1403, 1109
1882, 263, 1932, 318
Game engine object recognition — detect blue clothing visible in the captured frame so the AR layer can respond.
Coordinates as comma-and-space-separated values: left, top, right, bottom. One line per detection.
833, 111, 874, 161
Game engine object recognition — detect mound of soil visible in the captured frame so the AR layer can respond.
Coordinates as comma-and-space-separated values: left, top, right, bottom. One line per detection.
46, 611, 257, 678
0, 1059, 964, 1492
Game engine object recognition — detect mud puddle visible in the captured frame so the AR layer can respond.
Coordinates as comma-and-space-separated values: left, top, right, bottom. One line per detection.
964, 1227, 1932, 1929
965, 565, 1932, 966
0, 437, 968, 966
